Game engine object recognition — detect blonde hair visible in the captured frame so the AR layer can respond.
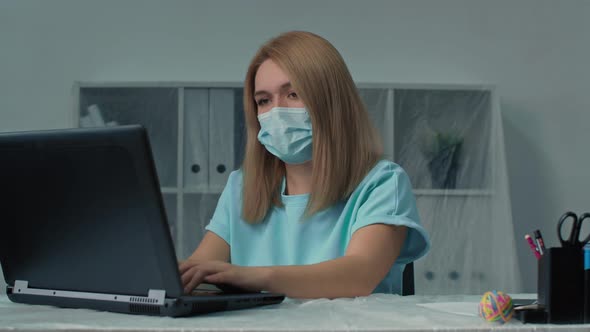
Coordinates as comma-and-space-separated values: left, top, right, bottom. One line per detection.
242, 31, 382, 223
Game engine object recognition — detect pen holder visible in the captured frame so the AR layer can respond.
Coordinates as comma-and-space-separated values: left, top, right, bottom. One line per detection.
538, 247, 584, 323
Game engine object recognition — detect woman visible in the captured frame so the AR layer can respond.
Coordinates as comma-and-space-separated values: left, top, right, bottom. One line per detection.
179, 31, 430, 299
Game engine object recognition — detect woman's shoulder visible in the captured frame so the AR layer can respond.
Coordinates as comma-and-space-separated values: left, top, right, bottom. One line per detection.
351, 159, 412, 194
364, 159, 408, 182
225, 168, 244, 189
215, 169, 244, 207
228, 168, 244, 180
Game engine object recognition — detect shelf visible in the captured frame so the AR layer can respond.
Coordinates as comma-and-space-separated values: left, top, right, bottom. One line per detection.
182, 187, 223, 195
158, 187, 224, 195
413, 189, 493, 196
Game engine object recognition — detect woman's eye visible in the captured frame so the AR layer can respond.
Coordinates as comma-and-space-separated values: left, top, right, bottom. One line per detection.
288, 92, 298, 99
256, 98, 269, 106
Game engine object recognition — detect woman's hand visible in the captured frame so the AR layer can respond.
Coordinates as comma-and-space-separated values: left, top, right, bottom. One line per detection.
178, 260, 272, 294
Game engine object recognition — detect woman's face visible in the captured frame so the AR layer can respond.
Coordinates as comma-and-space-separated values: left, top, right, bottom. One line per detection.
253, 59, 305, 115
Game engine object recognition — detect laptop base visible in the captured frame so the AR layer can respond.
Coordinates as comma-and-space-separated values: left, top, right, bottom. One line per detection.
7, 283, 284, 317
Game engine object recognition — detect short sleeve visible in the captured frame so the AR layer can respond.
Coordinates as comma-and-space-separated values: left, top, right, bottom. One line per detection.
352, 163, 430, 264
204, 171, 241, 245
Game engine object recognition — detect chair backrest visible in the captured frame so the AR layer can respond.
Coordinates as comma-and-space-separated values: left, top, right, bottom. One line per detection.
401, 262, 415, 296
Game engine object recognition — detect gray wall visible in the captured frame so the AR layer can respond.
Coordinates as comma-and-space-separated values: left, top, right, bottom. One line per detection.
1, 0, 589, 293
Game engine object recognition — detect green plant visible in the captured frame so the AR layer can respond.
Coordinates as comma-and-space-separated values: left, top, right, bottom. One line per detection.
421, 131, 464, 159
421, 131, 464, 189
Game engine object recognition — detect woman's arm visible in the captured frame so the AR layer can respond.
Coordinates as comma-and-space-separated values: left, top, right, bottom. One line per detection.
195, 223, 407, 298
267, 224, 407, 298
186, 231, 230, 262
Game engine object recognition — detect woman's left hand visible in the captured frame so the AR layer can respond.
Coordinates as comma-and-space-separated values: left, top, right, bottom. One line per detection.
179, 260, 271, 294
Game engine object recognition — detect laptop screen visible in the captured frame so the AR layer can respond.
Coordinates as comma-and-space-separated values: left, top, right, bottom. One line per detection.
0, 126, 183, 297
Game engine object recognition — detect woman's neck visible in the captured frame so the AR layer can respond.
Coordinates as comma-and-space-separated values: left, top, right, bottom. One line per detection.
284, 161, 313, 195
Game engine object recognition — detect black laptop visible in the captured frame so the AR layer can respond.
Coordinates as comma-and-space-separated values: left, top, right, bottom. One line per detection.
0, 125, 284, 317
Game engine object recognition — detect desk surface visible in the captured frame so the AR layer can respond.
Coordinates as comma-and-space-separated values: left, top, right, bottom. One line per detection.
1, 293, 587, 332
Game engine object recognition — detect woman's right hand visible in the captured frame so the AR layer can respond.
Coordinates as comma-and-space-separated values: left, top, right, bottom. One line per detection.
178, 259, 218, 293
179, 259, 269, 294
178, 231, 231, 293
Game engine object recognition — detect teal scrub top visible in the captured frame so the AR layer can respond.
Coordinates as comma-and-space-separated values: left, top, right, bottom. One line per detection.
205, 160, 430, 294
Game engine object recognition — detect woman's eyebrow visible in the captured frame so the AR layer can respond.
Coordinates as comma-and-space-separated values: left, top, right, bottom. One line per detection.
253, 90, 268, 98
279, 82, 292, 92
254, 82, 292, 98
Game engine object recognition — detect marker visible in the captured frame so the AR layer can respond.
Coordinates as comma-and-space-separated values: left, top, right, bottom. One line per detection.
525, 234, 541, 260
584, 244, 590, 323
534, 230, 546, 255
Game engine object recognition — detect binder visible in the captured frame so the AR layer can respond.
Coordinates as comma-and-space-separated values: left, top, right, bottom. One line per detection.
208, 89, 234, 193
183, 89, 209, 192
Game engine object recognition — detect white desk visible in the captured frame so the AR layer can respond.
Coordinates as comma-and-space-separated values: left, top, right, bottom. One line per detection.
0, 293, 587, 332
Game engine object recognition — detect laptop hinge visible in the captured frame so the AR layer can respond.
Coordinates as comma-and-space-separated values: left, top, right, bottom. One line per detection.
13, 280, 166, 305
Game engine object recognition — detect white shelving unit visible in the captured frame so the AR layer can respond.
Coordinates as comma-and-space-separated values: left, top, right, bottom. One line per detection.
75, 82, 517, 295
413, 189, 493, 196
75, 83, 243, 259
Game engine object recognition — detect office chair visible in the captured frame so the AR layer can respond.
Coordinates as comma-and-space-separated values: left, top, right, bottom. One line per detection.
401, 262, 414, 296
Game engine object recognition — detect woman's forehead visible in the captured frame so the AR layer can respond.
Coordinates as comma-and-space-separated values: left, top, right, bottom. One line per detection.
254, 59, 292, 93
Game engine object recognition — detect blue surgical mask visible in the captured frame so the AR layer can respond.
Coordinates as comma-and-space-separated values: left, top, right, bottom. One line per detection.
257, 107, 313, 164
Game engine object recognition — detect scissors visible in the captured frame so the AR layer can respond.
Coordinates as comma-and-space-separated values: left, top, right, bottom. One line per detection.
557, 211, 590, 248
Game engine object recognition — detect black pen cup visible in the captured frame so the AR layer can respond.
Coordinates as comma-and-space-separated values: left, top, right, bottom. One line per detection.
538, 246, 584, 323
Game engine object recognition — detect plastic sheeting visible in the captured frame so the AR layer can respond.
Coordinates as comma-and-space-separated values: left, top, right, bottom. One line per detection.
1, 293, 565, 332
359, 87, 520, 295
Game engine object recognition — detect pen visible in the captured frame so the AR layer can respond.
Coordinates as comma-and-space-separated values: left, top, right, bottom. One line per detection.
584, 244, 590, 323
525, 234, 541, 260
534, 230, 546, 255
